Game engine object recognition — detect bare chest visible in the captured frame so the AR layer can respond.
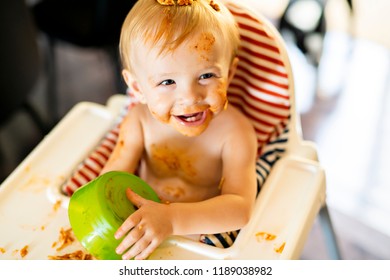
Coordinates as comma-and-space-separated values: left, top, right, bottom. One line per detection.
139, 142, 222, 202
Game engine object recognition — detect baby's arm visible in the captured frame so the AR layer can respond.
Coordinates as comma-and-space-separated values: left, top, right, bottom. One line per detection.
100, 106, 144, 175
171, 127, 258, 234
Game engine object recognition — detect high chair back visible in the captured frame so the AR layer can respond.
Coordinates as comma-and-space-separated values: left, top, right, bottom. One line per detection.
0, 0, 340, 260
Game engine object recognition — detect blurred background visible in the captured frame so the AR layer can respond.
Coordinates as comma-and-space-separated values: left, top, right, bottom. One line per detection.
1, 0, 389, 259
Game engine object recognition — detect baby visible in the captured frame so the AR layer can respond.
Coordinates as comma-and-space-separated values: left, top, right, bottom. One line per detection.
100, 0, 258, 260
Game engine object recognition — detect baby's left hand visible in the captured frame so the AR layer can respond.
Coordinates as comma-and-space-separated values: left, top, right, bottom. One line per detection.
114, 188, 173, 260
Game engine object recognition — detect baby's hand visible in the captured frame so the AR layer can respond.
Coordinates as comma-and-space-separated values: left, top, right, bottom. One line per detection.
115, 188, 173, 260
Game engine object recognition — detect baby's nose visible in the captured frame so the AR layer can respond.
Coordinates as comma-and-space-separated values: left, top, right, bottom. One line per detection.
179, 85, 204, 105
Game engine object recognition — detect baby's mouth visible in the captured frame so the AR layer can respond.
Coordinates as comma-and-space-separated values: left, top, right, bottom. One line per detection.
174, 111, 208, 126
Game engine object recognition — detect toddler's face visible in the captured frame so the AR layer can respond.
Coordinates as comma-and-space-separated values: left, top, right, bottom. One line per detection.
127, 32, 237, 137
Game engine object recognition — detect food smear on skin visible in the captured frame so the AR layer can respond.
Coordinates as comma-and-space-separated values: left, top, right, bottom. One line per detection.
218, 177, 225, 189
151, 144, 197, 177
209, 80, 228, 114
161, 185, 186, 199
223, 99, 228, 110
192, 33, 216, 62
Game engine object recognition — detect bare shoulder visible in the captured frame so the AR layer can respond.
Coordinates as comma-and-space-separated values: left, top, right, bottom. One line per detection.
208, 105, 258, 158
118, 104, 147, 143
127, 103, 148, 118
121, 104, 147, 126
219, 106, 257, 140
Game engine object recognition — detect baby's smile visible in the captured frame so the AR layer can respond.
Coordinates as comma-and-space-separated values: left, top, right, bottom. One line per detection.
170, 108, 213, 136
174, 110, 208, 126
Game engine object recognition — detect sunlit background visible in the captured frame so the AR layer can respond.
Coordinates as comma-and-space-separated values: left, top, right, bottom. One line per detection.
1, 0, 389, 259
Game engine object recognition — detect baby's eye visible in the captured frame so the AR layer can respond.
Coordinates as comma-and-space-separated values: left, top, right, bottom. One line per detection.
160, 79, 175, 86
199, 73, 215, 80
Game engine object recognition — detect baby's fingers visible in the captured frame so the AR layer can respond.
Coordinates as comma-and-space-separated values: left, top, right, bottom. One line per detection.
122, 236, 158, 260
125, 188, 146, 208
114, 213, 140, 240
134, 239, 159, 260
116, 224, 144, 255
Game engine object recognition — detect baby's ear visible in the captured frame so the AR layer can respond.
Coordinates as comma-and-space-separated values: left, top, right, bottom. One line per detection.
227, 57, 239, 85
122, 70, 147, 104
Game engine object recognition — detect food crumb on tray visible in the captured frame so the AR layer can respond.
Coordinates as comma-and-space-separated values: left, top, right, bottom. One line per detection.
48, 250, 93, 260
13, 245, 29, 258
255, 231, 286, 254
52, 200, 62, 212
52, 227, 75, 251
274, 242, 286, 254
255, 231, 276, 241
20, 245, 29, 258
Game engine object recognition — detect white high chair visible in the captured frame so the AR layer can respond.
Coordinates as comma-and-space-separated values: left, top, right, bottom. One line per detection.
0, 0, 340, 260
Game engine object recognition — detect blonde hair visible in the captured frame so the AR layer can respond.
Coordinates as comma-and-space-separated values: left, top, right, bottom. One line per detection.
119, 0, 239, 73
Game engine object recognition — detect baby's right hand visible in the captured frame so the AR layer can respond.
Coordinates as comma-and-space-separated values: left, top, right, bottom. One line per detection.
115, 188, 173, 260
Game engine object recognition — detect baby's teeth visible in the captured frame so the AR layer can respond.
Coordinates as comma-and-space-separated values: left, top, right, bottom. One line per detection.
187, 116, 196, 122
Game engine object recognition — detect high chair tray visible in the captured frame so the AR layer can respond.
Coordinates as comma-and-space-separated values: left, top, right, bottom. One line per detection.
0, 97, 326, 260
0, 102, 117, 259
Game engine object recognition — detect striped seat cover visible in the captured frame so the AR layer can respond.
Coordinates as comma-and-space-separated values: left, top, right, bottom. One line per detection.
62, 1, 292, 249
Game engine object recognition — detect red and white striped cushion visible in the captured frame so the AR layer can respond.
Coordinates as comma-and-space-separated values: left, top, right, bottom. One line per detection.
226, 2, 291, 155
62, 125, 120, 195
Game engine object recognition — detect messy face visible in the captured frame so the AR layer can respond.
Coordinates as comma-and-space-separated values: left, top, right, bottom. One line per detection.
127, 32, 236, 137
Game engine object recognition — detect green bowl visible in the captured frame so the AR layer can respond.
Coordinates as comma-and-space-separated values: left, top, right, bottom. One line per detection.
68, 171, 160, 260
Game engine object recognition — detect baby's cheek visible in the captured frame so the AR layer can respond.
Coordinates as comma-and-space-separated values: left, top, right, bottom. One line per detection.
209, 82, 228, 113
149, 106, 170, 124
